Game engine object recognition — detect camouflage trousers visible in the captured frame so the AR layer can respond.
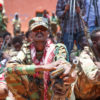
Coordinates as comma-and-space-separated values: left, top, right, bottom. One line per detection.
5, 73, 51, 100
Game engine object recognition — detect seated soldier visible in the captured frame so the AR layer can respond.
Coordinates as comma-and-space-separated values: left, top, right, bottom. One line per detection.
74, 28, 100, 100
5, 17, 76, 100
0, 35, 8, 100
0, 36, 14, 100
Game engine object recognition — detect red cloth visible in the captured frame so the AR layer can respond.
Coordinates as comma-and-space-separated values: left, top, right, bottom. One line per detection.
0, 3, 2, 7
31, 39, 55, 100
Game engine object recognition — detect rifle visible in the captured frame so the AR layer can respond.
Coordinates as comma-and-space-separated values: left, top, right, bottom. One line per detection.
50, 58, 79, 79
87, 0, 93, 26
67, 0, 76, 53
79, 15, 100, 61
93, 0, 100, 27
0, 38, 10, 61
50, 59, 79, 100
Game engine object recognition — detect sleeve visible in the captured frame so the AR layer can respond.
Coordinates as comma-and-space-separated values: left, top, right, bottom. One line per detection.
54, 43, 69, 61
79, 50, 100, 81
7, 64, 36, 75
56, 0, 66, 19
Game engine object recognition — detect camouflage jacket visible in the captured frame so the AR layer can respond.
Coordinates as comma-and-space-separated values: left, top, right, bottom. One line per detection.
74, 47, 100, 100
5, 42, 69, 100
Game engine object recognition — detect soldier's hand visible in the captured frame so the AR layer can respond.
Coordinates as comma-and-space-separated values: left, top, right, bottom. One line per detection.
59, 62, 77, 85
63, 70, 77, 85
43, 60, 65, 71
64, 4, 70, 13
60, 62, 71, 78
94, 62, 100, 69
76, 7, 80, 13
2, 53, 10, 60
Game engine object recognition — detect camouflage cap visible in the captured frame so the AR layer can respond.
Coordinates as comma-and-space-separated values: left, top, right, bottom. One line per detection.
29, 17, 48, 31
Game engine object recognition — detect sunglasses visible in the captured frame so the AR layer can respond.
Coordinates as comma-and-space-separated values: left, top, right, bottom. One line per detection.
32, 26, 48, 32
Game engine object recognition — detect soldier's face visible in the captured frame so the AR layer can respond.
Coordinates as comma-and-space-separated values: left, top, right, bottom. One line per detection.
14, 42, 22, 51
96, 38, 100, 52
31, 26, 49, 42
94, 32, 100, 52
79, 36, 88, 48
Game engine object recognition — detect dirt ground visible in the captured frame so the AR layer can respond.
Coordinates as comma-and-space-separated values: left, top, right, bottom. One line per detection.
4, 0, 57, 35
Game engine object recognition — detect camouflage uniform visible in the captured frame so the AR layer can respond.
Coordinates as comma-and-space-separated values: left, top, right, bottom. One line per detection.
12, 17, 21, 36
0, 12, 7, 36
74, 47, 100, 100
50, 15, 58, 35
5, 42, 69, 100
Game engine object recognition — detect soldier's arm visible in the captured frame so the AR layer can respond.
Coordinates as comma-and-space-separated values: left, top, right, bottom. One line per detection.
6, 60, 62, 75
54, 43, 77, 82
79, 50, 100, 82
56, 0, 68, 19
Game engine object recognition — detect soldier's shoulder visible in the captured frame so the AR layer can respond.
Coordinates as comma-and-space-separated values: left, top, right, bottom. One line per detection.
21, 41, 31, 54
80, 46, 94, 59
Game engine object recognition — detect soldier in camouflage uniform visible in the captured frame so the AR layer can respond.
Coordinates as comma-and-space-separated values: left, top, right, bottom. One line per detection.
12, 13, 21, 36
5, 17, 75, 100
0, 3, 8, 36
70, 34, 88, 62
73, 28, 100, 100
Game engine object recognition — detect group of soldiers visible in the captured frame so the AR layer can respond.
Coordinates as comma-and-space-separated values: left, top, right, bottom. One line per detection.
0, 0, 100, 100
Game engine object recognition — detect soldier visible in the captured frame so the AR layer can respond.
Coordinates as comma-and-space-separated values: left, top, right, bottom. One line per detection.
2, 32, 12, 51
83, 0, 100, 33
50, 12, 58, 36
0, 35, 8, 100
0, 0, 5, 14
12, 13, 21, 36
0, 36, 14, 100
5, 36, 23, 59
5, 17, 76, 100
0, 3, 8, 36
73, 28, 100, 100
70, 34, 88, 62
56, 0, 85, 54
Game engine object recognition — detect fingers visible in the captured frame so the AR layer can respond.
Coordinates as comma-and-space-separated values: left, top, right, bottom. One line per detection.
63, 76, 76, 85
60, 73, 67, 79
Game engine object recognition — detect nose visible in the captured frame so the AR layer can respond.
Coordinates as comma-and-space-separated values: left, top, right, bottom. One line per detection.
37, 30, 41, 33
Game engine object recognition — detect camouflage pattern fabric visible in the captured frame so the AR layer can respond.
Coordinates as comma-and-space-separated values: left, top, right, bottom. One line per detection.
51, 43, 71, 100
12, 18, 21, 36
74, 47, 100, 100
5, 43, 69, 100
9, 41, 33, 65
0, 12, 7, 36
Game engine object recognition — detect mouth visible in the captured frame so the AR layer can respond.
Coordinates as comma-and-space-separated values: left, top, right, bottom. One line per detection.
36, 32, 43, 38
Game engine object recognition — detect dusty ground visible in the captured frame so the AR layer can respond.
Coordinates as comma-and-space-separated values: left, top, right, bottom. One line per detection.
4, 0, 57, 35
